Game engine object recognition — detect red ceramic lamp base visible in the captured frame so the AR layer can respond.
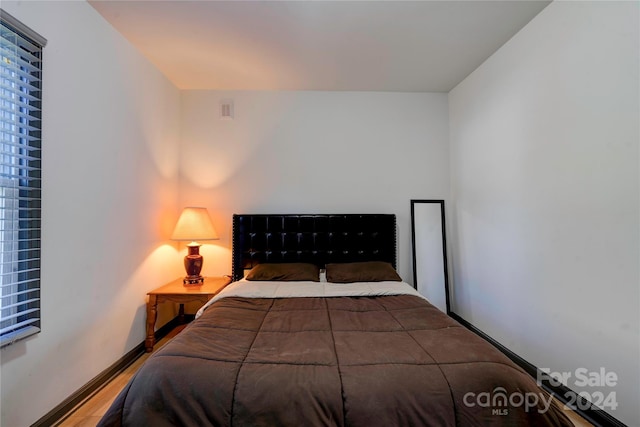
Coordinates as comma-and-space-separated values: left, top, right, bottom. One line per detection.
183, 243, 204, 286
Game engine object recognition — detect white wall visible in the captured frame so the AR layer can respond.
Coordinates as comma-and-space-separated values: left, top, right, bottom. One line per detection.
179, 91, 450, 282
0, 2, 182, 426
6, 2, 634, 425
449, 2, 639, 425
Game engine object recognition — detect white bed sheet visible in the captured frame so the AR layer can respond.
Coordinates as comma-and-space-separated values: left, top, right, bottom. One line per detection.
196, 279, 427, 318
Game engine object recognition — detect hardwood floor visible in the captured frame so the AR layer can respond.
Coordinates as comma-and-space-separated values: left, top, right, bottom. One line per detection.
54, 324, 594, 427
54, 325, 186, 427
559, 402, 597, 427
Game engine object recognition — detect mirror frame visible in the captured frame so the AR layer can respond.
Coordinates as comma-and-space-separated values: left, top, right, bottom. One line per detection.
410, 199, 451, 314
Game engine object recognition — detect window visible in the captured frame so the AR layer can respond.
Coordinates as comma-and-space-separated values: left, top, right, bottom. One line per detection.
0, 10, 46, 347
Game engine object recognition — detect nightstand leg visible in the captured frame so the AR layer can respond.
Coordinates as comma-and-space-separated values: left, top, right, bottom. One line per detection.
145, 295, 158, 352
178, 303, 185, 324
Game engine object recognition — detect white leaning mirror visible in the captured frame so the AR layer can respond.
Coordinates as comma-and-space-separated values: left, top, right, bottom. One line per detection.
410, 200, 450, 314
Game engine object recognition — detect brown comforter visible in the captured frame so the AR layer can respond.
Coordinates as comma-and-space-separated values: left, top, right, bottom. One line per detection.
99, 294, 572, 426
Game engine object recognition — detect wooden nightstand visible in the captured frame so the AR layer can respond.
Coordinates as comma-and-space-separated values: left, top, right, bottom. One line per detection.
145, 276, 232, 352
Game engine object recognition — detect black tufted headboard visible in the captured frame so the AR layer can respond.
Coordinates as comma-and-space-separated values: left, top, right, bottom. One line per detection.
231, 214, 397, 282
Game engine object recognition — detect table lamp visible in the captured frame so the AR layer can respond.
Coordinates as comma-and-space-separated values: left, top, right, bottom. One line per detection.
171, 207, 219, 285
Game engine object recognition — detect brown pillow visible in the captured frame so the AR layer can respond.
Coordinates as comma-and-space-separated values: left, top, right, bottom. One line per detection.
325, 261, 402, 283
245, 263, 320, 282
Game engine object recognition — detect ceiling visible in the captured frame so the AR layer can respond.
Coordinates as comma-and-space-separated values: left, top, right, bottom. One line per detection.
88, 0, 551, 92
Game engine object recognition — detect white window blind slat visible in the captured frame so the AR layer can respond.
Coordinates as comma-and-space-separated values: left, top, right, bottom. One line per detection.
0, 92, 42, 113
0, 9, 45, 348
0, 47, 41, 72
0, 48, 41, 72
0, 198, 41, 205
0, 317, 40, 336
0, 145, 41, 159
0, 305, 38, 322
1, 104, 39, 122
0, 165, 41, 175
0, 324, 39, 345
2, 251, 40, 266
0, 26, 44, 54
0, 82, 40, 102
1, 297, 38, 311
1, 264, 39, 276
0, 59, 42, 84
0, 276, 39, 287
1, 289, 38, 301
0, 277, 39, 290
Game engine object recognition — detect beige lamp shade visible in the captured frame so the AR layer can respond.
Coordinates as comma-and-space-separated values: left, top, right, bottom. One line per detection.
171, 207, 219, 242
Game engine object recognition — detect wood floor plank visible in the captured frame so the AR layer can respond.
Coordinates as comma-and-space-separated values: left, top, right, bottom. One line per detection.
55, 324, 593, 427
55, 326, 184, 426
57, 415, 102, 427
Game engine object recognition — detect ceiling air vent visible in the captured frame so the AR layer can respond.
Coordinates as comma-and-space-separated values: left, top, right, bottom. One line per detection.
220, 100, 234, 120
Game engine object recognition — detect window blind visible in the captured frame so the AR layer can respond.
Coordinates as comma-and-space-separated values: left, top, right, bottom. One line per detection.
0, 10, 46, 347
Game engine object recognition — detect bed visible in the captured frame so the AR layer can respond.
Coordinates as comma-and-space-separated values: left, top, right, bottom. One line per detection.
99, 214, 572, 427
